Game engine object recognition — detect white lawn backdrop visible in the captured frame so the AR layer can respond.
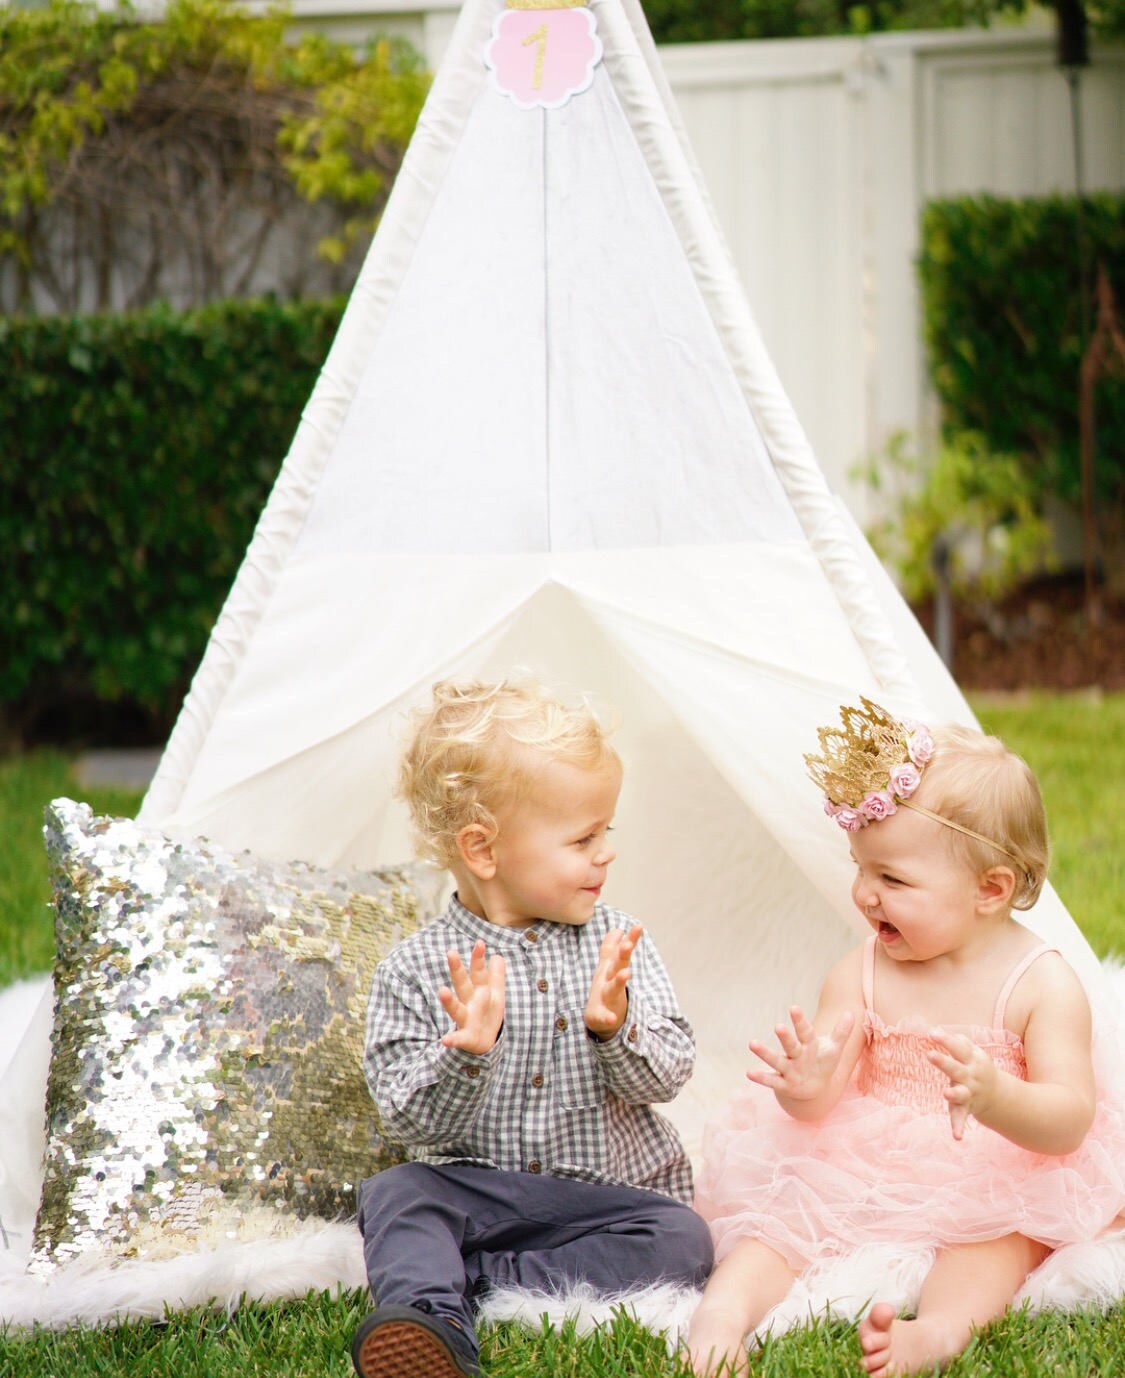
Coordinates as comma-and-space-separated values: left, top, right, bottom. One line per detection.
280, 3, 1125, 517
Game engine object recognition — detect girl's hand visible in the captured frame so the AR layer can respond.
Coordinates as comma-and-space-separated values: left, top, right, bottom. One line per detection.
585, 925, 643, 1039
928, 1029, 999, 1139
747, 1006, 856, 1100
439, 940, 506, 1055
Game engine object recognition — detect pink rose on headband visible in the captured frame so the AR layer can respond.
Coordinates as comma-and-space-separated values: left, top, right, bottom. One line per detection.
836, 808, 865, 832
861, 790, 897, 821
823, 796, 842, 817
889, 763, 921, 799
906, 726, 935, 766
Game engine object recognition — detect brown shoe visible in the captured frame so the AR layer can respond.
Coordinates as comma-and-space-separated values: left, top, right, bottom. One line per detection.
351, 1305, 480, 1377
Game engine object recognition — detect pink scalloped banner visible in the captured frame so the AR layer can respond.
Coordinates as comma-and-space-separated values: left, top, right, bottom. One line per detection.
485, 7, 603, 111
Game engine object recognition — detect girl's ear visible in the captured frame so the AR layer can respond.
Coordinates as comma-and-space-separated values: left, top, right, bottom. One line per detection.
977, 865, 1016, 913
457, 823, 497, 881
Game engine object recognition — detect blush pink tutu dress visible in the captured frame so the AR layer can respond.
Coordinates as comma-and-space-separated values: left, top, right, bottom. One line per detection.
694, 939, 1125, 1270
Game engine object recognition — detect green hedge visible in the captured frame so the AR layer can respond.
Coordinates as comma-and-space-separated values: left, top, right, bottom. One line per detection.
0, 297, 345, 742
918, 192, 1125, 509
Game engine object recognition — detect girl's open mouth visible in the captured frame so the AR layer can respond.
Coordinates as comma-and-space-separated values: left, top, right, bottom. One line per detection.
877, 921, 900, 942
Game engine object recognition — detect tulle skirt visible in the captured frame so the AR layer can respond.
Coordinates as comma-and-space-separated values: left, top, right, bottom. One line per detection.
694, 1082, 1125, 1272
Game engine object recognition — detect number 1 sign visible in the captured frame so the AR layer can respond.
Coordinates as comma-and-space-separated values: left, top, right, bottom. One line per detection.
485, 0, 603, 111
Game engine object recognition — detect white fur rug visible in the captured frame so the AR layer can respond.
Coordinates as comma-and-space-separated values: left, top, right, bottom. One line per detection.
3, 967, 1125, 1340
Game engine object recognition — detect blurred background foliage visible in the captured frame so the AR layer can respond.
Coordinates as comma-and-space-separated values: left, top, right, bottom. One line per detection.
0, 297, 345, 747
919, 193, 1125, 514
857, 429, 1057, 606
642, 0, 1125, 44
0, 0, 429, 313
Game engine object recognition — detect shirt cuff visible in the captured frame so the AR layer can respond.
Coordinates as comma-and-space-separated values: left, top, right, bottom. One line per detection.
436, 1028, 506, 1084
587, 1001, 643, 1060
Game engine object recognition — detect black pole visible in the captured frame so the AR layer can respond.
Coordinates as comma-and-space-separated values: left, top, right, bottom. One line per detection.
1055, 0, 1089, 67
1056, 0, 1091, 345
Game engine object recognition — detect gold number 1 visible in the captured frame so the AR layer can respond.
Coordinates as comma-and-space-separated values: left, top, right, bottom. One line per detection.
522, 22, 548, 90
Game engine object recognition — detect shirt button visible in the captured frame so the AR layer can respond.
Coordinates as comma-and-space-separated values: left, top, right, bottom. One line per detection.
531, 1073, 545, 1088
525, 931, 539, 943
464, 1065, 481, 1078
528, 1160, 542, 1173
536, 978, 549, 993
555, 1015, 569, 1032
626, 1027, 639, 1043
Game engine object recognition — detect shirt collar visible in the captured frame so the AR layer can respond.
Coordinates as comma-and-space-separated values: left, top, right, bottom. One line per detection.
445, 893, 561, 949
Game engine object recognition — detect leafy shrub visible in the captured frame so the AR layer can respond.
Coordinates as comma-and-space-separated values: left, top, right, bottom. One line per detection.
0, 0, 429, 313
857, 429, 1055, 604
0, 297, 345, 742
918, 193, 1125, 512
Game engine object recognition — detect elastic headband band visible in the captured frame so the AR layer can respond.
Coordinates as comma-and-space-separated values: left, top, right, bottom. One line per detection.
897, 799, 1026, 871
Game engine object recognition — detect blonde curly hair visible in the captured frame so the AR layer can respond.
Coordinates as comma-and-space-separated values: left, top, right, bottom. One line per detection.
398, 676, 621, 869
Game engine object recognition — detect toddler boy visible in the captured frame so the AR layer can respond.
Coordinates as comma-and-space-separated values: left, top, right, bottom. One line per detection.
351, 676, 712, 1377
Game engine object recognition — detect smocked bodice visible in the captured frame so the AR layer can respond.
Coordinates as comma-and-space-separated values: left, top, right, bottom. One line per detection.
854, 936, 1051, 1115
857, 1013, 1026, 1113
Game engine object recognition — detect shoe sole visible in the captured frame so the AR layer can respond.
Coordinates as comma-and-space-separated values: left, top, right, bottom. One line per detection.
353, 1316, 474, 1378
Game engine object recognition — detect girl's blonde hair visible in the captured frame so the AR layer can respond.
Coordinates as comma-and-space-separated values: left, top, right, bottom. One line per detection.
913, 724, 1049, 910
398, 676, 621, 869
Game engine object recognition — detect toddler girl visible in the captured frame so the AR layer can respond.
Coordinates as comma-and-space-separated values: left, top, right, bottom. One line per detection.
689, 698, 1125, 1376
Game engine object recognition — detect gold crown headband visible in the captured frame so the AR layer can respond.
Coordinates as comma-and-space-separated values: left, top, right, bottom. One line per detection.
805, 697, 1024, 868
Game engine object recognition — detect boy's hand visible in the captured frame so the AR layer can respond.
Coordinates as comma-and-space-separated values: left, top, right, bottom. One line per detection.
585, 925, 643, 1040
746, 1006, 855, 1101
439, 940, 506, 1056
928, 1029, 999, 1139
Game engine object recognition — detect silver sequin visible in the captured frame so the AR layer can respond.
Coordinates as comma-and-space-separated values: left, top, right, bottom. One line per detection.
31, 799, 443, 1273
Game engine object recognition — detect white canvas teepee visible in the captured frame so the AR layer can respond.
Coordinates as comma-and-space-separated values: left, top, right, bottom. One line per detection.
133, 0, 1105, 1153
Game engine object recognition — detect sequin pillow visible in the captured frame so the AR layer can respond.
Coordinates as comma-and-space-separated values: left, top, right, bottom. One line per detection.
32, 798, 444, 1274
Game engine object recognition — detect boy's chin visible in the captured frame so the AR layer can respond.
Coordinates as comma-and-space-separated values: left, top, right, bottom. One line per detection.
547, 900, 599, 927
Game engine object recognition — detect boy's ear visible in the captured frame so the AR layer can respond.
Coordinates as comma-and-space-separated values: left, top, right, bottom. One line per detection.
977, 865, 1016, 913
457, 823, 497, 881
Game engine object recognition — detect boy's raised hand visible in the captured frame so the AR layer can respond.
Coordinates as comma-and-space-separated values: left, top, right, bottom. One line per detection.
585, 924, 643, 1040
439, 940, 506, 1055
746, 1006, 855, 1100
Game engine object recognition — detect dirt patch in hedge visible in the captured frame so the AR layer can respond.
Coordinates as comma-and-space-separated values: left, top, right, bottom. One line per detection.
913, 574, 1125, 693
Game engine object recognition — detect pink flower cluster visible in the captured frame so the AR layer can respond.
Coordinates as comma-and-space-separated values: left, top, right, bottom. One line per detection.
823, 719, 935, 831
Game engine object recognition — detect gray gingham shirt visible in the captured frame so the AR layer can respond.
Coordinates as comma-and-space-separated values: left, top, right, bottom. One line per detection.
363, 895, 695, 1204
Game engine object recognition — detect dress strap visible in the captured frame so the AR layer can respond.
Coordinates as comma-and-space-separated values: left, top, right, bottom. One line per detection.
862, 935, 877, 1013
993, 944, 1059, 1029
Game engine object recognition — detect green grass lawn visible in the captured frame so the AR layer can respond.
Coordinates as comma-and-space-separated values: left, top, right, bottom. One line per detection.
2, 692, 1124, 1373
0, 751, 145, 986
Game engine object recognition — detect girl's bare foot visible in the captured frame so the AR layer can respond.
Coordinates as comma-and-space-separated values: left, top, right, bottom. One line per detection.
857, 1303, 896, 1376
857, 1303, 965, 1377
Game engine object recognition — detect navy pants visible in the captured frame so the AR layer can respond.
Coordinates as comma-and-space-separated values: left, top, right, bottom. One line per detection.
356, 1162, 714, 1359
